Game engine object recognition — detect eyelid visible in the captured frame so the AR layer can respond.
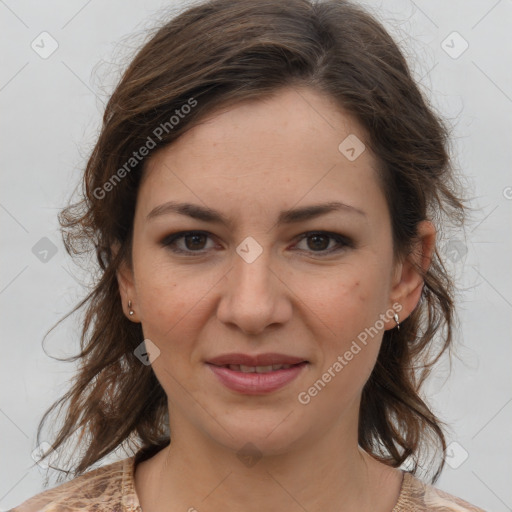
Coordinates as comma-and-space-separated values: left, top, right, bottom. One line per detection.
160, 230, 353, 255
293, 231, 353, 253
160, 230, 217, 254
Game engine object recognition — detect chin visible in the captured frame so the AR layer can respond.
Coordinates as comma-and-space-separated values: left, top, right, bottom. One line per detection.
206, 411, 308, 457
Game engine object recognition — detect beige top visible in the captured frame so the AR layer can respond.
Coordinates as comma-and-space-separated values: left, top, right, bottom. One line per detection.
9, 455, 488, 511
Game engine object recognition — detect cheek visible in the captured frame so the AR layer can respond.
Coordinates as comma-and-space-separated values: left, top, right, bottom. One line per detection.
304, 265, 388, 378
132, 253, 183, 338
304, 266, 384, 336
133, 257, 219, 355
139, 285, 195, 346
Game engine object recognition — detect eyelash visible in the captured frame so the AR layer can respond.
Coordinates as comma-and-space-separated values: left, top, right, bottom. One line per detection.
160, 230, 353, 256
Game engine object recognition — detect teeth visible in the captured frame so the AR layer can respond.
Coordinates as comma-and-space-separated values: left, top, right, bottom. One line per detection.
273, 364, 292, 370
255, 365, 274, 373
227, 364, 294, 373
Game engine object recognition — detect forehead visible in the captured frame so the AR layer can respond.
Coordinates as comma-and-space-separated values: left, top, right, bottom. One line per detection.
138, 87, 386, 223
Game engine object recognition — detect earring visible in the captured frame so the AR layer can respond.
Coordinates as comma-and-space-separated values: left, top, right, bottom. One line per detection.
393, 313, 400, 331
128, 300, 134, 316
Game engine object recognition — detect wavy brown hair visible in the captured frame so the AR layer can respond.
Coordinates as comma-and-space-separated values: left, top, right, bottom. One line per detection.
35, 0, 466, 485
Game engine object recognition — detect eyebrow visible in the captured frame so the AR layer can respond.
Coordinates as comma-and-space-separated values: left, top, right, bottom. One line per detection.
146, 200, 366, 227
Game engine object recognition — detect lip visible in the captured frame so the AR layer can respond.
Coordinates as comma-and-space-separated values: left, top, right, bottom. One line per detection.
206, 363, 308, 394
206, 352, 308, 367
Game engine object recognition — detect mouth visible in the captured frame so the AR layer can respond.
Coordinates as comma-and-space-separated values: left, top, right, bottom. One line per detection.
214, 363, 304, 373
205, 354, 309, 394
205, 352, 308, 367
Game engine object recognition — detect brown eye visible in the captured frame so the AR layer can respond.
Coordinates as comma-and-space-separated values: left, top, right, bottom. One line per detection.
161, 231, 216, 254
294, 231, 353, 255
183, 233, 208, 250
306, 234, 330, 251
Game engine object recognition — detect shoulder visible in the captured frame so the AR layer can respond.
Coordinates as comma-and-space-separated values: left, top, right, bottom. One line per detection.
394, 471, 488, 512
7, 457, 141, 512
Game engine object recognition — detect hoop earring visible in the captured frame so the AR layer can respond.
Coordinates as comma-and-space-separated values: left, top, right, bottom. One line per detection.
393, 313, 400, 331
128, 300, 134, 316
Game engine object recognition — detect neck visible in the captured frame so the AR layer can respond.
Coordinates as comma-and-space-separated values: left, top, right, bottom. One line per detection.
135, 407, 403, 512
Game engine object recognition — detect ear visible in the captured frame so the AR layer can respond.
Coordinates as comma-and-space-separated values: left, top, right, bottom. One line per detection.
112, 242, 139, 322
387, 220, 436, 326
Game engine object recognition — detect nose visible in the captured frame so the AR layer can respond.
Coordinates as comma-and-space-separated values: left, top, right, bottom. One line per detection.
216, 244, 292, 336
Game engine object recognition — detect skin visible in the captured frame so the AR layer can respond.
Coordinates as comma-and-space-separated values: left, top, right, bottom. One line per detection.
116, 86, 435, 512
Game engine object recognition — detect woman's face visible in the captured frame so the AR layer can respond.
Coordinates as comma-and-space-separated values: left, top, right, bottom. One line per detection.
118, 86, 429, 455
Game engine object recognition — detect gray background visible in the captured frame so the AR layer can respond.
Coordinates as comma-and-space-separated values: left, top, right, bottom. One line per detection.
1, 0, 511, 510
